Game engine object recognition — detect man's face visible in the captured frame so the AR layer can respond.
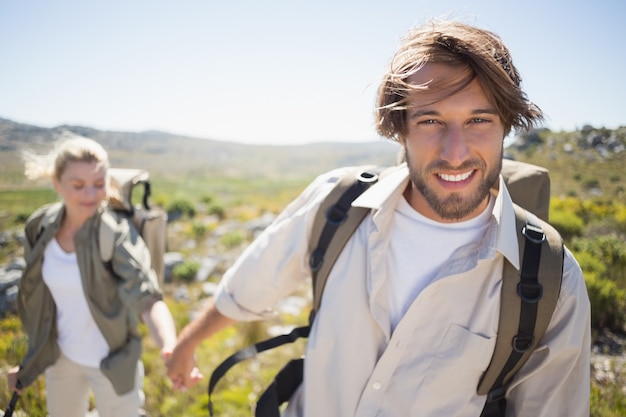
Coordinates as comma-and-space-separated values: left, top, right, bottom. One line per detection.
402, 63, 505, 223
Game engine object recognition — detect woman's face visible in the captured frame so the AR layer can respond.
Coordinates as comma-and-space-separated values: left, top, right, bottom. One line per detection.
54, 160, 107, 225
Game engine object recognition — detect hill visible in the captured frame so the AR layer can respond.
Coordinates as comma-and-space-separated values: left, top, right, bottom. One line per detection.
0, 117, 401, 187
1, 117, 624, 204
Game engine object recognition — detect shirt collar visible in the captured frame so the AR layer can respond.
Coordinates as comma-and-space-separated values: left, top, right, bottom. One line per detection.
352, 163, 520, 268
352, 163, 409, 210
491, 176, 520, 269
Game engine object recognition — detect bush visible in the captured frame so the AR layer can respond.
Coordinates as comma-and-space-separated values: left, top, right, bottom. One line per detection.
220, 230, 245, 249
549, 209, 584, 240
584, 273, 626, 330
172, 260, 200, 283
166, 199, 196, 220
209, 204, 226, 220
573, 235, 626, 288
584, 178, 601, 190
190, 222, 208, 239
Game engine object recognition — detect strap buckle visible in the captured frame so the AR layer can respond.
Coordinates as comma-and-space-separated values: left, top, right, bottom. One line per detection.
521, 224, 546, 244
325, 205, 348, 225
517, 282, 543, 303
512, 334, 535, 353
309, 248, 324, 272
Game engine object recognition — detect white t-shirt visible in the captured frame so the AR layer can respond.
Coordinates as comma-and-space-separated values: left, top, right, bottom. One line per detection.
388, 195, 495, 329
42, 238, 110, 368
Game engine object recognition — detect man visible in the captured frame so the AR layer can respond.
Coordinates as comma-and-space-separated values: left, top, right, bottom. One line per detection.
167, 20, 590, 416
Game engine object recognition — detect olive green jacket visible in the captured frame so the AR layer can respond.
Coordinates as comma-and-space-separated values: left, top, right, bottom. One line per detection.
17, 202, 162, 395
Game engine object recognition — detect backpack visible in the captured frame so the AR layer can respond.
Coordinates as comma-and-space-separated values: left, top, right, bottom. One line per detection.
99, 168, 168, 285
207, 159, 564, 417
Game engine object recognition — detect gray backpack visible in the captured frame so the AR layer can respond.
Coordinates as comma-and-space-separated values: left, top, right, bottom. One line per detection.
99, 168, 167, 285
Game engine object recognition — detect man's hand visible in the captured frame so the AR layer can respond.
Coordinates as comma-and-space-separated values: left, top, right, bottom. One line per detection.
165, 345, 204, 391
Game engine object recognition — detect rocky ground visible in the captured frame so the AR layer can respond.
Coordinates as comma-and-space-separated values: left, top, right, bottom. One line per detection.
591, 330, 626, 389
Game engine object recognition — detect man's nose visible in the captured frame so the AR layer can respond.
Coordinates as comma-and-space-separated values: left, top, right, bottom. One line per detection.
440, 124, 470, 166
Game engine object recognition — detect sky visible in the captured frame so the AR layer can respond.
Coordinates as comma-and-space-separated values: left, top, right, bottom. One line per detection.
1, 0, 624, 145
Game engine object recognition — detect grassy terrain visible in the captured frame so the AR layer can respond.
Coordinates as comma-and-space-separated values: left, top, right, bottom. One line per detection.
1, 126, 625, 416
505, 128, 626, 205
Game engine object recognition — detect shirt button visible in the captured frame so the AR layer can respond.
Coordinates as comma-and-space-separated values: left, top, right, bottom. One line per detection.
372, 382, 382, 390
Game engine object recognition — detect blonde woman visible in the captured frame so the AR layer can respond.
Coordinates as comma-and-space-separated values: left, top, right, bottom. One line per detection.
7, 135, 179, 417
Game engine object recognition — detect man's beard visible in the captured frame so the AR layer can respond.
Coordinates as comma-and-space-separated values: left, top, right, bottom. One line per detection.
406, 151, 502, 221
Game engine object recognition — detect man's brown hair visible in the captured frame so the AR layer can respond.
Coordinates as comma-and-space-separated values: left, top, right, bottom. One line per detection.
375, 20, 543, 141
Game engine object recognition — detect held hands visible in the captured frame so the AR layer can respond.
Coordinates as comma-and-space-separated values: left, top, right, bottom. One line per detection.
164, 346, 204, 391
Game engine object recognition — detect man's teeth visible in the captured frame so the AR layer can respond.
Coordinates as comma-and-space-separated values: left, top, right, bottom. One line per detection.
438, 171, 473, 182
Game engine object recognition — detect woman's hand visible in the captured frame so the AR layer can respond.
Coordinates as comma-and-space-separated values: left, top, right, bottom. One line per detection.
7, 366, 23, 395
165, 346, 204, 391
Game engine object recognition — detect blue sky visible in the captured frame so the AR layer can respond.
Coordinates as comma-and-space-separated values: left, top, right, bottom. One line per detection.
1, 0, 624, 145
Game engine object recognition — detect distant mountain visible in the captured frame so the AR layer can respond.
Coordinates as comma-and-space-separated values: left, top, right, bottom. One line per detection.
0, 117, 401, 183
2, 117, 624, 203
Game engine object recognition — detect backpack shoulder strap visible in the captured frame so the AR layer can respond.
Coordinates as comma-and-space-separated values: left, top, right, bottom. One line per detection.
308, 166, 385, 316
478, 204, 564, 416
207, 166, 387, 416
99, 210, 119, 263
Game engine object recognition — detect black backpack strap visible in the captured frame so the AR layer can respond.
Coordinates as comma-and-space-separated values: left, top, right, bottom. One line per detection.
207, 326, 310, 416
478, 205, 563, 416
255, 358, 305, 417
308, 167, 381, 318
207, 166, 385, 416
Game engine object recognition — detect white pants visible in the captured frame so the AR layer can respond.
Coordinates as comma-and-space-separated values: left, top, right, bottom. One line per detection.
45, 352, 144, 417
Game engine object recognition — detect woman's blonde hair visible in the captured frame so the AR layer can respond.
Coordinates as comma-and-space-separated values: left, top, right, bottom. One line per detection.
23, 133, 110, 181
375, 20, 544, 141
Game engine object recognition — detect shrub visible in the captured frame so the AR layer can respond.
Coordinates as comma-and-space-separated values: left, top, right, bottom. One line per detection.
172, 260, 200, 283
190, 222, 208, 239
591, 379, 626, 417
584, 178, 601, 190
549, 209, 584, 240
584, 273, 626, 330
166, 199, 196, 220
573, 235, 626, 288
200, 194, 215, 204
13, 211, 31, 224
220, 231, 245, 249
209, 204, 226, 220
615, 205, 626, 233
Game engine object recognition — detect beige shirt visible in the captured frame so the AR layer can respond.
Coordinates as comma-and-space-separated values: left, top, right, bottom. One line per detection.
215, 164, 590, 417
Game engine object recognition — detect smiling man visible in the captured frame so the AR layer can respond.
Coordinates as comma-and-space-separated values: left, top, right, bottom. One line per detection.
167, 20, 590, 417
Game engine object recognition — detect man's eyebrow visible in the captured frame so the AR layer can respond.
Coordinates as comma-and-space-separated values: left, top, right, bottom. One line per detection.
408, 108, 499, 120
408, 109, 440, 120
471, 108, 499, 116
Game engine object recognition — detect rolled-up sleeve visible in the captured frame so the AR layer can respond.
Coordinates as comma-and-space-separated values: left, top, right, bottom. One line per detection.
214, 167, 351, 321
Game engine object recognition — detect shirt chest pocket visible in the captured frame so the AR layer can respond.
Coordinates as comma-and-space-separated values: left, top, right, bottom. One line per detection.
411, 323, 496, 412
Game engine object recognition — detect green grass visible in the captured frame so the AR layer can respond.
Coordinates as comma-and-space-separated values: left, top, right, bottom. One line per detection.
2, 127, 626, 415
0, 286, 309, 416
0, 188, 58, 230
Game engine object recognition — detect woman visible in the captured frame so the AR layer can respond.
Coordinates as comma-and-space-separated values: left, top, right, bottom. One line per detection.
7, 135, 178, 417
